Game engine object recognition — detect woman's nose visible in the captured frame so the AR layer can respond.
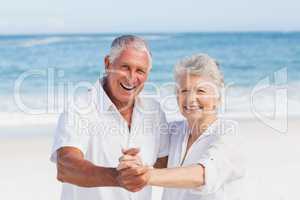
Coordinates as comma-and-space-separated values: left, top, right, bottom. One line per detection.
186, 91, 197, 103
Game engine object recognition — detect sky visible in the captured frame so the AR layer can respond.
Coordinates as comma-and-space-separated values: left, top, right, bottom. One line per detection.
0, 0, 300, 34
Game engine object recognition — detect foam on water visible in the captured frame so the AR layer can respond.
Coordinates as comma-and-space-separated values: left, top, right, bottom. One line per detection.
19, 37, 66, 47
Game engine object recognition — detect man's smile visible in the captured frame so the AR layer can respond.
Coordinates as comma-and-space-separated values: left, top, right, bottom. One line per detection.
120, 82, 136, 91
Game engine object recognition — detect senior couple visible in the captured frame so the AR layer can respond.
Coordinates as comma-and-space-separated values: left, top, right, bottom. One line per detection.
50, 35, 245, 200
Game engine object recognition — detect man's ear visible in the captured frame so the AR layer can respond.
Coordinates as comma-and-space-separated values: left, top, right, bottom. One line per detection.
104, 55, 110, 71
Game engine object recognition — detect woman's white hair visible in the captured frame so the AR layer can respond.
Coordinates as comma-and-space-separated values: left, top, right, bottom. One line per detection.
174, 53, 224, 93
108, 35, 152, 67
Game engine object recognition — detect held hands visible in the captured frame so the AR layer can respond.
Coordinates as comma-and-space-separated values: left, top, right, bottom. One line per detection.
117, 148, 151, 192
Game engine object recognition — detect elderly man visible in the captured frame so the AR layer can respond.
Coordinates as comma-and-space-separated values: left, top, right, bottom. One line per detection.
50, 35, 169, 200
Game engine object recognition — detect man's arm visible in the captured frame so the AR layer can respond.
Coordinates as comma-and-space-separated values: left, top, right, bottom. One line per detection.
56, 147, 120, 187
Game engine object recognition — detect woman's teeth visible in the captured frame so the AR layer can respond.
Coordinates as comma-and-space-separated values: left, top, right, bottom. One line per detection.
184, 106, 203, 111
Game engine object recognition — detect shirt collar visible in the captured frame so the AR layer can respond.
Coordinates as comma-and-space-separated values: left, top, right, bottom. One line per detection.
184, 118, 220, 140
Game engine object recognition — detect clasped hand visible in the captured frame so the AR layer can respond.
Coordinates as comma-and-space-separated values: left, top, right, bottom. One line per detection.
117, 148, 151, 192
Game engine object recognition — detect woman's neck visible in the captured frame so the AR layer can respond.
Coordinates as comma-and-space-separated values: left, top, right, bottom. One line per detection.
187, 115, 217, 140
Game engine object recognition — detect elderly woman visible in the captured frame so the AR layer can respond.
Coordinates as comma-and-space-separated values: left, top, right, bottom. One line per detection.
118, 54, 245, 200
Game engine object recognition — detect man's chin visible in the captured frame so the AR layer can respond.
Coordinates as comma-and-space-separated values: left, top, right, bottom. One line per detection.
120, 88, 141, 99
116, 94, 136, 106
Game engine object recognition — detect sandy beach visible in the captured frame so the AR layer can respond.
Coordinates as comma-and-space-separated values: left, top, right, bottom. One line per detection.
0, 115, 299, 200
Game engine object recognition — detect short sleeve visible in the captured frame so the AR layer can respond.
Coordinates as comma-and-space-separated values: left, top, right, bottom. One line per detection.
192, 134, 246, 195
50, 107, 90, 163
157, 106, 170, 158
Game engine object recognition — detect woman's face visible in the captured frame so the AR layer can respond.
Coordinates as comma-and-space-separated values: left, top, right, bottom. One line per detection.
176, 72, 220, 122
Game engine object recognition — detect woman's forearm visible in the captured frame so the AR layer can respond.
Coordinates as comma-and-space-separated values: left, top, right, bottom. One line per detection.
148, 165, 205, 188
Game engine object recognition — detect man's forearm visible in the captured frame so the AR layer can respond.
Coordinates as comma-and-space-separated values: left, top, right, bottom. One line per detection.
89, 165, 120, 187
58, 158, 120, 187
57, 149, 120, 187
148, 165, 204, 188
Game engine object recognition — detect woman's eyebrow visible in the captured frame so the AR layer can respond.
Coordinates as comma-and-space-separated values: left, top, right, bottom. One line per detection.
195, 85, 207, 89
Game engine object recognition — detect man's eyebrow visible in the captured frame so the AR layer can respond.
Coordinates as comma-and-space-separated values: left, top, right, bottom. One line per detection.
121, 62, 130, 66
138, 66, 148, 70
121, 62, 148, 70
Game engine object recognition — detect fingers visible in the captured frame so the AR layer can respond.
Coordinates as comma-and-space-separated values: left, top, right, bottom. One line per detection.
119, 166, 149, 177
118, 176, 147, 192
122, 148, 140, 156
118, 148, 150, 192
119, 154, 139, 162
125, 179, 148, 192
117, 167, 150, 192
117, 160, 140, 171
118, 154, 143, 169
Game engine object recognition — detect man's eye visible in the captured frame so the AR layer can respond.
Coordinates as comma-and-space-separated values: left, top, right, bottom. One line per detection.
121, 65, 129, 70
137, 69, 145, 74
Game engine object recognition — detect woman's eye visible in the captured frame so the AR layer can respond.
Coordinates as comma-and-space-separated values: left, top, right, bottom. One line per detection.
181, 89, 188, 93
197, 89, 206, 93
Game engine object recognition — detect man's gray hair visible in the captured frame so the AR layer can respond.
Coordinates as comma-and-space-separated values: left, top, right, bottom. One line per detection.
108, 35, 152, 66
174, 53, 224, 90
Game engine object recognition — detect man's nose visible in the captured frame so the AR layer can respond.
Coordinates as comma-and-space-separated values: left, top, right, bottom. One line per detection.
127, 70, 137, 83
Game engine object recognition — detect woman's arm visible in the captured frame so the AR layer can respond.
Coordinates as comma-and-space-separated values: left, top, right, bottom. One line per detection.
118, 150, 205, 189
148, 164, 205, 188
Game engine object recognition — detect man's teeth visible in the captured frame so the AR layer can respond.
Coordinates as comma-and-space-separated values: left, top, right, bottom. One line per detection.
120, 83, 135, 90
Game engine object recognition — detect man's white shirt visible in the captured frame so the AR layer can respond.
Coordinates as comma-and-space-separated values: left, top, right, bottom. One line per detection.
50, 79, 170, 200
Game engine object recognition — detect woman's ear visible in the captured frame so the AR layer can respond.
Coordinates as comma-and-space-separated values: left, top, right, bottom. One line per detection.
214, 95, 222, 112
175, 84, 181, 103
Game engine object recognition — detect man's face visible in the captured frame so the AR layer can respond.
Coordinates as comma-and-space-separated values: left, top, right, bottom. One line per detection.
105, 48, 151, 107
